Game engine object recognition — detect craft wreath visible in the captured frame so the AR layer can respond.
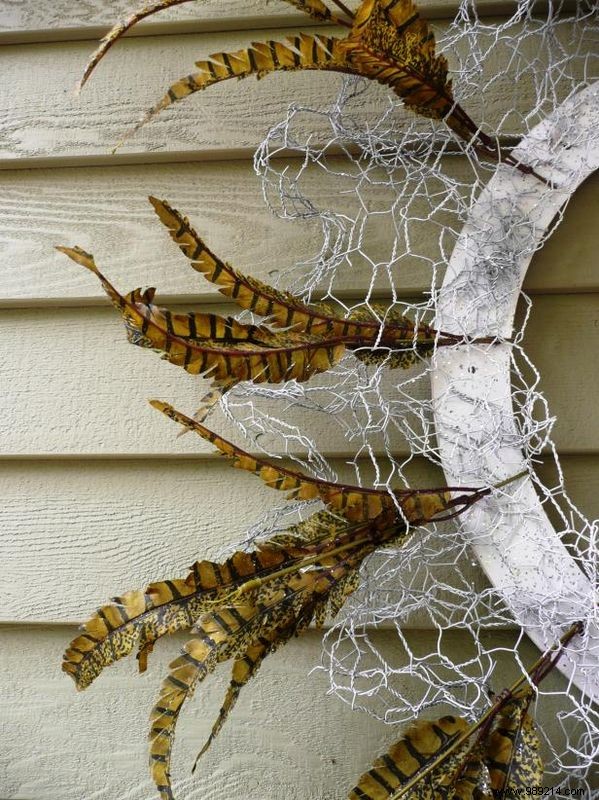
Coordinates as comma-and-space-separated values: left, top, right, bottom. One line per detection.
57, 1, 598, 798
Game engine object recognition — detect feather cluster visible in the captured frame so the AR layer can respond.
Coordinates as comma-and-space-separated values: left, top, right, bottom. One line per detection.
76, 0, 541, 176
349, 690, 543, 800
63, 400, 496, 800
58, 4, 558, 798
58, 195, 461, 422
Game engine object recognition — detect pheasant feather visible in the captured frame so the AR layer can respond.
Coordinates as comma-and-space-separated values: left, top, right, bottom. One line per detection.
63, 542, 318, 690
63, 452, 527, 798
57, 245, 348, 384
149, 546, 373, 800
348, 693, 542, 800
150, 399, 474, 528
125, 33, 356, 144
149, 195, 448, 358
58, 241, 450, 410
349, 625, 582, 800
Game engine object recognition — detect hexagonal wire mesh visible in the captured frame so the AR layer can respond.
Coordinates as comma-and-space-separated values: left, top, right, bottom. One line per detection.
206, 1, 599, 791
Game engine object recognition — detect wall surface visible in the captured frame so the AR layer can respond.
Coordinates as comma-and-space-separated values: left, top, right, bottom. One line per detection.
0, 2, 597, 800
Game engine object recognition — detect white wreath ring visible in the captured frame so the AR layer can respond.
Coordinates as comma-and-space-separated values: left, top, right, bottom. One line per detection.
432, 83, 599, 697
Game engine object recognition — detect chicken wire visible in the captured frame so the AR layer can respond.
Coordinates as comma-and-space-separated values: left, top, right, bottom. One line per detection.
208, 0, 598, 790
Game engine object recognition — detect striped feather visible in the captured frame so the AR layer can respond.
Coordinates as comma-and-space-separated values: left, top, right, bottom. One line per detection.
78, 0, 533, 174
57, 245, 347, 385
193, 626, 295, 767
348, 715, 488, 800
151, 400, 455, 526
342, 0, 530, 164
78, 0, 353, 90
130, 33, 355, 138
379, 627, 579, 800
65, 244, 435, 394
149, 196, 340, 334
149, 196, 455, 359
348, 691, 544, 799
282, 0, 353, 26
341, 0, 460, 127
63, 508, 388, 694
63, 577, 197, 691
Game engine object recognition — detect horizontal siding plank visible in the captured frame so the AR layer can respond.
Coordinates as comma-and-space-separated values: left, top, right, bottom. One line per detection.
0, 156, 465, 304
1, 625, 570, 800
520, 293, 599, 454
1, 454, 595, 624
0, 2, 564, 42
0, 22, 591, 167
0, 1, 317, 41
0, 294, 597, 456
0, 162, 597, 305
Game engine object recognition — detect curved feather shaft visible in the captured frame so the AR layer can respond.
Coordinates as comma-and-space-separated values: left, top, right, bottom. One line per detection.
80, 0, 539, 177
78, 0, 196, 91
346, 0, 543, 177
63, 216, 492, 404
149, 196, 340, 333
151, 400, 456, 526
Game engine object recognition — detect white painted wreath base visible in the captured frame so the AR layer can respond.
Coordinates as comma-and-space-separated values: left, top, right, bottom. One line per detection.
432, 83, 599, 697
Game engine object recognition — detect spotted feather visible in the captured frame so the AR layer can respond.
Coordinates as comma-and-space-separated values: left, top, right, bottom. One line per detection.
150, 549, 366, 799
62, 542, 318, 691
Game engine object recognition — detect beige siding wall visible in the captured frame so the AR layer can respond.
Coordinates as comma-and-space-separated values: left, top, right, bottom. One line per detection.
0, 3, 597, 799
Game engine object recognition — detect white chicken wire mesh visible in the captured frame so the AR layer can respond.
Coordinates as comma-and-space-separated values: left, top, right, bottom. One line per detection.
209, 0, 598, 790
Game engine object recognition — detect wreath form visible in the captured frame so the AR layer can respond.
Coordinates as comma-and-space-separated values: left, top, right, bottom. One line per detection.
432, 81, 599, 697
